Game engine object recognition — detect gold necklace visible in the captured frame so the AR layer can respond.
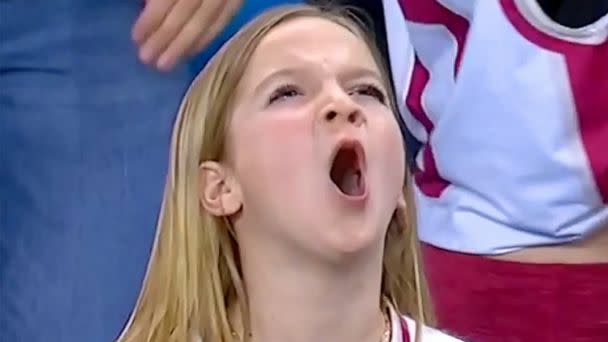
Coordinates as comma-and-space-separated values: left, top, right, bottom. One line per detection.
231, 309, 392, 342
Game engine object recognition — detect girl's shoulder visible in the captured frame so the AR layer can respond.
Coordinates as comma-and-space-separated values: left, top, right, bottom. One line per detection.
401, 316, 466, 342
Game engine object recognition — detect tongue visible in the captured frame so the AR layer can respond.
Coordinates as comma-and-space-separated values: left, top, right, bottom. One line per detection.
339, 169, 361, 196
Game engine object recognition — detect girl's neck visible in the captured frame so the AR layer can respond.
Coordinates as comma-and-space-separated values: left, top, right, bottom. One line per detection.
233, 241, 386, 342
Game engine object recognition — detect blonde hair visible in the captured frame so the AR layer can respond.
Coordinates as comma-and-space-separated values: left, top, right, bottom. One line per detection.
119, 5, 433, 342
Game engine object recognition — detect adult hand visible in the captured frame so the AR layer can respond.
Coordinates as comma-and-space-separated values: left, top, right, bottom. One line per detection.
133, 0, 243, 71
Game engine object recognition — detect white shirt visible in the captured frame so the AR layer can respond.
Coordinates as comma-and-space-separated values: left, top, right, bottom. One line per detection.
383, 0, 608, 255
388, 303, 465, 342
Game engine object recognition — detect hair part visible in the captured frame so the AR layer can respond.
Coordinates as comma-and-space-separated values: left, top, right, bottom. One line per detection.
118, 5, 433, 342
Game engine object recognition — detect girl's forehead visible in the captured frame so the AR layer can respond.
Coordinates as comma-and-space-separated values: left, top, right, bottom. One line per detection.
252, 16, 373, 66
236, 17, 381, 92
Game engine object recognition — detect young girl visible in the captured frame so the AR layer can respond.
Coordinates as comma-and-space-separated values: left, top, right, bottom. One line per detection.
118, 4, 463, 342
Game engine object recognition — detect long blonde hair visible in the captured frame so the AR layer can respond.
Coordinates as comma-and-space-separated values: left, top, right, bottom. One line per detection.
119, 5, 433, 342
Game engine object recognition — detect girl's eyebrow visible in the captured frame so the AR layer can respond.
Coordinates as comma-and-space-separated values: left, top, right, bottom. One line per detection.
252, 65, 384, 96
253, 67, 303, 96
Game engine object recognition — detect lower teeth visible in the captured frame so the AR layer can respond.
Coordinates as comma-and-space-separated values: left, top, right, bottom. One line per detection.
340, 169, 361, 195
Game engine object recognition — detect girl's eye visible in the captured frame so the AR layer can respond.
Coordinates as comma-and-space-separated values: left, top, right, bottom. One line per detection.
268, 84, 302, 105
350, 84, 387, 104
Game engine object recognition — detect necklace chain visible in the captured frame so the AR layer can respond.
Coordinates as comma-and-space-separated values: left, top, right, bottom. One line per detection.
231, 308, 392, 342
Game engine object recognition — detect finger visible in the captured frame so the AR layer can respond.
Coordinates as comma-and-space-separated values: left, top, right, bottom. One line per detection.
132, 0, 176, 45
187, 0, 243, 57
138, 0, 199, 64
156, 0, 225, 70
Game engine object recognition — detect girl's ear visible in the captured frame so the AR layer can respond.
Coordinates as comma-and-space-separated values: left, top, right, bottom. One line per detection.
198, 161, 243, 216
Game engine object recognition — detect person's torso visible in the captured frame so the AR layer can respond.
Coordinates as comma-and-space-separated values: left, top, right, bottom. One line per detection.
383, 0, 608, 255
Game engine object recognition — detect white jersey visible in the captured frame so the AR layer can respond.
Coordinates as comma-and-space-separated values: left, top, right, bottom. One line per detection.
383, 0, 608, 254
389, 306, 465, 342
